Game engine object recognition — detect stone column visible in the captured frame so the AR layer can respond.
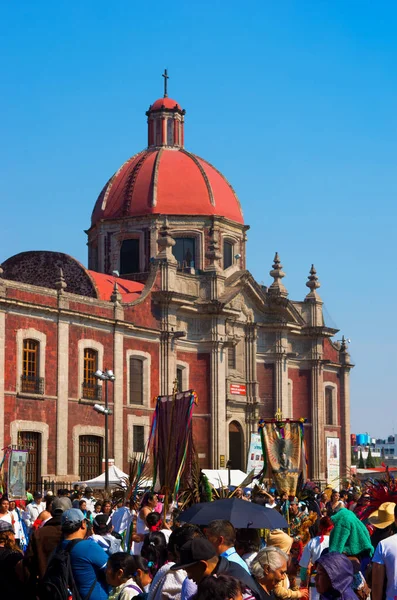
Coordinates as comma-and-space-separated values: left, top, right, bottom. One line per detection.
110, 284, 125, 468
210, 336, 227, 468
274, 333, 290, 417
244, 323, 258, 442
340, 343, 352, 480
113, 328, 124, 467
56, 317, 69, 475
311, 358, 325, 482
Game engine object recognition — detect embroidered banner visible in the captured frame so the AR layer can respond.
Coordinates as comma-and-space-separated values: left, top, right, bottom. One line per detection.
261, 421, 302, 496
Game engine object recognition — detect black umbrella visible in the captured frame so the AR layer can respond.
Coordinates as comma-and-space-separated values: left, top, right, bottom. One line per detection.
179, 498, 288, 529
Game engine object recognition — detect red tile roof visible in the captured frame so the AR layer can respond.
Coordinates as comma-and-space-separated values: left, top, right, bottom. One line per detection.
88, 271, 143, 303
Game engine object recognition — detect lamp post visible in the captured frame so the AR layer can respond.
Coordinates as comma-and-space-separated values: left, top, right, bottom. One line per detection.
94, 369, 115, 493
226, 459, 232, 489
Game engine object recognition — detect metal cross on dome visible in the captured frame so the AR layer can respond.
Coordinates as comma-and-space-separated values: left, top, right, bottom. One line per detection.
162, 68, 169, 98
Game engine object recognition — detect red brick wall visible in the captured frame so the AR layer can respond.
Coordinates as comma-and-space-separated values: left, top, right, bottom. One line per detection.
323, 339, 340, 363
124, 296, 161, 330
288, 367, 311, 421
177, 351, 210, 415
7, 288, 58, 307
257, 362, 274, 418
177, 350, 210, 465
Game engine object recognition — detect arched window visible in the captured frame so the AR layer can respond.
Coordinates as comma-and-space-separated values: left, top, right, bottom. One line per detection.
129, 358, 143, 404
82, 349, 101, 400
79, 435, 103, 480
22, 339, 43, 394
120, 239, 140, 274
167, 119, 174, 145
228, 345, 236, 371
176, 367, 183, 392
174, 237, 196, 270
224, 240, 233, 269
155, 119, 161, 146
325, 386, 334, 425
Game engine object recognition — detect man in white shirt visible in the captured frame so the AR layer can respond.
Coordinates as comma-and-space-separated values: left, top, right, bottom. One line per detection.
372, 503, 397, 600
23, 491, 45, 530
82, 487, 96, 513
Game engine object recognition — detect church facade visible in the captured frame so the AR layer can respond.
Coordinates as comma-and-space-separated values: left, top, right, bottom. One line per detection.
0, 88, 353, 486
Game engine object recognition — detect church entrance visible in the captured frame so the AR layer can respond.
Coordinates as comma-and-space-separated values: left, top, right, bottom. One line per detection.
228, 421, 244, 471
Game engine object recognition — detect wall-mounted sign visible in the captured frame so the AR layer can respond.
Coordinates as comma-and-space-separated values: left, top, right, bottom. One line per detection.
230, 384, 246, 396
220, 454, 226, 467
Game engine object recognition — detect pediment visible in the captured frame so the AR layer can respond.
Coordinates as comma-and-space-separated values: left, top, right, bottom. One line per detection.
220, 270, 305, 326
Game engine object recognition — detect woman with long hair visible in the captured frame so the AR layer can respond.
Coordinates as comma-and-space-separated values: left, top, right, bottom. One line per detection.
133, 492, 159, 554
0, 520, 25, 596
106, 552, 151, 600
141, 531, 168, 578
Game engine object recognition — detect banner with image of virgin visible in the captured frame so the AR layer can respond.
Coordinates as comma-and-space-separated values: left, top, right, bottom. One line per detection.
8, 450, 29, 499
260, 421, 303, 496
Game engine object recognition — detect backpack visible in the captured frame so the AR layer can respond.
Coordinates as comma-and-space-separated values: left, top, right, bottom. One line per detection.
40, 539, 96, 600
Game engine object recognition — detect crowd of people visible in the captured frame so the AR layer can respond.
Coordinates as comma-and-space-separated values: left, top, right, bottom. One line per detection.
1, 480, 397, 600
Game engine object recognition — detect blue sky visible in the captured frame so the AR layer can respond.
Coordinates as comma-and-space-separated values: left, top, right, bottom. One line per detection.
1, 1, 396, 438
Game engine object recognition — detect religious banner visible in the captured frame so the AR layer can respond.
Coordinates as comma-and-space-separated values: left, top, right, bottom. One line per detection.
326, 437, 340, 487
149, 390, 198, 497
259, 417, 307, 496
8, 450, 29, 499
246, 433, 264, 476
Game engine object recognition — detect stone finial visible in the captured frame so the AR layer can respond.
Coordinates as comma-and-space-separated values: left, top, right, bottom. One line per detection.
157, 218, 177, 262
305, 264, 321, 299
55, 267, 67, 293
0, 264, 3, 277
205, 227, 222, 272
339, 335, 351, 365
268, 252, 288, 297
111, 281, 122, 305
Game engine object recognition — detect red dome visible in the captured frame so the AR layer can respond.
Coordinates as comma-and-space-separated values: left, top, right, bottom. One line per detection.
91, 148, 244, 226
150, 97, 182, 111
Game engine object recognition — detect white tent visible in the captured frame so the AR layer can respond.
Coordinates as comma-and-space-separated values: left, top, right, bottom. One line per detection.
202, 469, 254, 489
75, 465, 129, 489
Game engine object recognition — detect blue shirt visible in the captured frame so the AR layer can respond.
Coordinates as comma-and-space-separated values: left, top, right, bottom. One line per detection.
62, 538, 109, 600
220, 546, 251, 573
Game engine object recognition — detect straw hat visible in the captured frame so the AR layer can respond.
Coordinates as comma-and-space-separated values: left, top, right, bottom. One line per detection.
266, 529, 293, 553
368, 502, 396, 529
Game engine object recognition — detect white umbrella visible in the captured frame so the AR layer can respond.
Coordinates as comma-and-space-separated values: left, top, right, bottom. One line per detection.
201, 469, 255, 489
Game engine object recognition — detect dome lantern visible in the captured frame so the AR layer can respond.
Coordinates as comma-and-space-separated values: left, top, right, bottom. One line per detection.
146, 69, 186, 148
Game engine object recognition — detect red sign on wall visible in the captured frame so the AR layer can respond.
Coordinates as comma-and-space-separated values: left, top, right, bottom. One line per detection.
230, 384, 246, 396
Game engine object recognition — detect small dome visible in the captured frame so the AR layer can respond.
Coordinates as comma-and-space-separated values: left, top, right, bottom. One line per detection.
91, 148, 244, 226
150, 97, 182, 111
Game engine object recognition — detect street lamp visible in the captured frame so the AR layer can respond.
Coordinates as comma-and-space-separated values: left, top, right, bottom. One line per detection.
94, 369, 115, 492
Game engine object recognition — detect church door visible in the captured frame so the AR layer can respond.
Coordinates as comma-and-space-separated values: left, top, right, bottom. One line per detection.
228, 421, 244, 471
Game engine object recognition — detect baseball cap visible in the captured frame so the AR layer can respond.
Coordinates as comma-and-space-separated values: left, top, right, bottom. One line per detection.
51, 497, 72, 515
0, 520, 14, 533
61, 508, 85, 527
85, 487, 93, 493
33, 491, 43, 498
170, 538, 217, 570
